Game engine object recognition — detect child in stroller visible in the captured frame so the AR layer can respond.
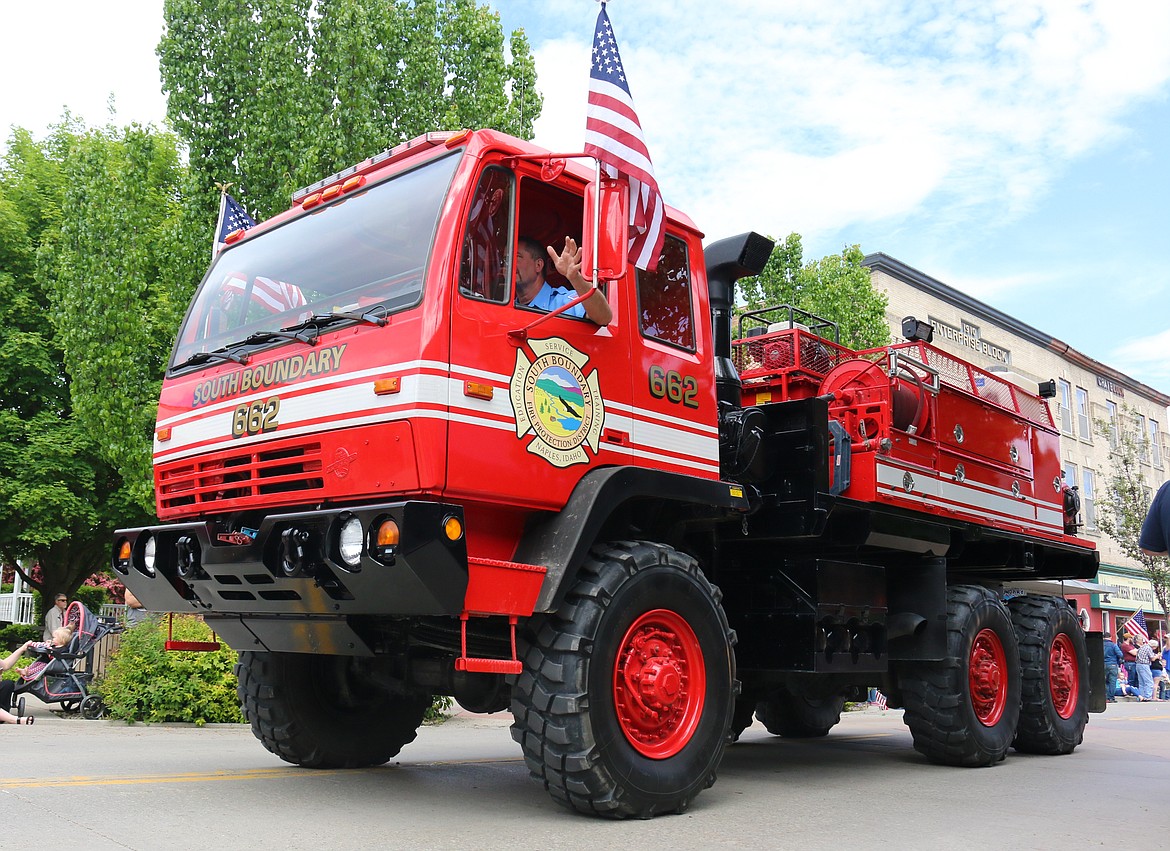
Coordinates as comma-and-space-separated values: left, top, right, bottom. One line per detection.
12, 601, 124, 720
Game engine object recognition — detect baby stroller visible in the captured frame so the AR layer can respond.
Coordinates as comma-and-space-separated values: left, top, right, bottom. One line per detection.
14, 601, 124, 719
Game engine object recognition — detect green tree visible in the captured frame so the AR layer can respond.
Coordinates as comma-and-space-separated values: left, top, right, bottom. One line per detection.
0, 126, 152, 600
1095, 408, 1170, 621
159, 0, 543, 225
739, 233, 890, 349
39, 123, 188, 514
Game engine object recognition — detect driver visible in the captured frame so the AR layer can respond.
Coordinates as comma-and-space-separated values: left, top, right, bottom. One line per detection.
514, 236, 612, 326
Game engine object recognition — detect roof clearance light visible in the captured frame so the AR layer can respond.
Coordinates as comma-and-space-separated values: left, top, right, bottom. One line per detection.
321, 184, 342, 202
301, 192, 323, 210
445, 129, 471, 148
224, 228, 246, 244
341, 175, 365, 192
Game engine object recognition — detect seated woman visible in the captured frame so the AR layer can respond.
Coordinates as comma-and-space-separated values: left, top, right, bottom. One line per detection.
1, 640, 35, 724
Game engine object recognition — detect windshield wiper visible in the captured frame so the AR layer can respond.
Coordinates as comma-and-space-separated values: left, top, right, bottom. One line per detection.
239, 327, 320, 347
174, 349, 250, 370
281, 308, 389, 334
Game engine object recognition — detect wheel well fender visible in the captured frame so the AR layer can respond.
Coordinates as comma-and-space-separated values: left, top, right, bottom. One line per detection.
514, 466, 748, 613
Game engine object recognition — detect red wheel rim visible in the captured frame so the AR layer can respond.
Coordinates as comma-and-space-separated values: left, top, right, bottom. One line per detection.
969, 627, 1008, 727
1049, 633, 1079, 719
613, 608, 706, 759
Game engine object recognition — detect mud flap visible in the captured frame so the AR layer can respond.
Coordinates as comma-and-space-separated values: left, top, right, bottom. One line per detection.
1085, 630, 1105, 713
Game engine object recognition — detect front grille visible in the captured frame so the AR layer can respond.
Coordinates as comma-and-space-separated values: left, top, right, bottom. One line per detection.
158, 442, 324, 512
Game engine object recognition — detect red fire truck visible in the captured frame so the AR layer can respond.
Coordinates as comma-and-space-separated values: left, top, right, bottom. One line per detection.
113, 128, 1100, 818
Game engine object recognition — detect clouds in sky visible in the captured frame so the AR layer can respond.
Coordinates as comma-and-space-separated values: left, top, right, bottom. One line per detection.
3, 0, 1166, 389
531, 1, 1170, 247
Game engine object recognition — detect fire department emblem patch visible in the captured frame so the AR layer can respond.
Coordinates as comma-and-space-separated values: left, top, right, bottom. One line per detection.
510, 338, 604, 467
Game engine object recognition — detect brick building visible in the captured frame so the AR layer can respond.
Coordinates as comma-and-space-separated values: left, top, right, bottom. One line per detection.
865, 253, 1170, 639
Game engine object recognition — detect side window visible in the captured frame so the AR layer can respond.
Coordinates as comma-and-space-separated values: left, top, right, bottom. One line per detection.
459, 166, 513, 303
636, 235, 694, 350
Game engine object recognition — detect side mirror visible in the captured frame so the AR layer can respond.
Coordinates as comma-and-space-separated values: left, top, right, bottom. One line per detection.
581, 175, 629, 282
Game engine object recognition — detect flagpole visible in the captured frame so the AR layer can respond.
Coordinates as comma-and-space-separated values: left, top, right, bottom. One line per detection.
591, 159, 601, 290
212, 182, 231, 263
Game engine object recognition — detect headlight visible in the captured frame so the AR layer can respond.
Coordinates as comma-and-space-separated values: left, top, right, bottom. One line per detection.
338, 516, 364, 568
142, 534, 157, 575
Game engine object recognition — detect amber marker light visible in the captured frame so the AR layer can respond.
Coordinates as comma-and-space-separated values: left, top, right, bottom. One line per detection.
117, 540, 132, 561
443, 515, 463, 541
224, 228, 246, 244
341, 175, 365, 192
321, 184, 342, 201
156, 427, 172, 442
376, 519, 400, 548
464, 381, 493, 400
373, 377, 401, 395
301, 192, 322, 210
445, 129, 471, 147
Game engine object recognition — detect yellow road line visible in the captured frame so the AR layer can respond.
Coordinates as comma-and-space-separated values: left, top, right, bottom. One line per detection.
0, 758, 524, 790
0, 768, 337, 789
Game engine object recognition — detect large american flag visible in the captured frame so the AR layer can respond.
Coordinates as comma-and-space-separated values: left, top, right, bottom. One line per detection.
584, 3, 665, 272
214, 192, 256, 258
1121, 609, 1149, 643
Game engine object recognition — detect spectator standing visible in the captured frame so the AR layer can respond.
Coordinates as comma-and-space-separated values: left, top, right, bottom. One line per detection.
1151, 639, 1168, 700
1102, 633, 1123, 703
42, 593, 67, 641
124, 588, 149, 628
1135, 638, 1156, 701
1119, 632, 1138, 692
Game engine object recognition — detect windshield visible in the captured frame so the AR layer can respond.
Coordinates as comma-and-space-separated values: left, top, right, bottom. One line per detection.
171, 151, 461, 369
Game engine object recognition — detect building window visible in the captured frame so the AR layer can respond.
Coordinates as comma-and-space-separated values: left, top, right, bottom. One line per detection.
1151, 420, 1163, 468
1057, 379, 1073, 435
1075, 386, 1090, 441
1106, 399, 1119, 450
1137, 414, 1150, 464
1082, 469, 1096, 531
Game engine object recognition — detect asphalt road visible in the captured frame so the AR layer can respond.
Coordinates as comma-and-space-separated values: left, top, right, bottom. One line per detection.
2, 697, 1166, 850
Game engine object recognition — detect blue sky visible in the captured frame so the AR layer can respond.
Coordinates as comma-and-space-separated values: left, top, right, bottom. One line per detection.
3, 1, 1168, 391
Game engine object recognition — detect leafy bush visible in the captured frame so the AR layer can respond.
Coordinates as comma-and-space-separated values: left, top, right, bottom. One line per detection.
98, 616, 244, 725
0, 623, 40, 650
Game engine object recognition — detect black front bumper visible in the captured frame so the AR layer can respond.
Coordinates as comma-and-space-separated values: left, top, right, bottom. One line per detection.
113, 500, 469, 623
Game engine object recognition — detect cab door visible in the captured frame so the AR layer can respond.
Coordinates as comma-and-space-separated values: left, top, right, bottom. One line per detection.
445, 159, 633, 527
625, 233, 722, 481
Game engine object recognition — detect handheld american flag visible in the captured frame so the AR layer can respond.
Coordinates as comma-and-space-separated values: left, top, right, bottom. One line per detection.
1121, 609, 1149, 643
584, 2, 665, 272
214, 192, 256, 259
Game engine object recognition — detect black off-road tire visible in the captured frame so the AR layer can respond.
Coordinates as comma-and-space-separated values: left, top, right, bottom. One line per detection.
755, 688, 845, 738
898, 585, 1021, 767
1009, 595, 1089, 755
236, 651, 431, 768
510, 541, 736, 818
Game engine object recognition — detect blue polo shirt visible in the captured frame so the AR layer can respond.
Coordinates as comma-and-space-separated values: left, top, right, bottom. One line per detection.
527, 281, 586, 319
